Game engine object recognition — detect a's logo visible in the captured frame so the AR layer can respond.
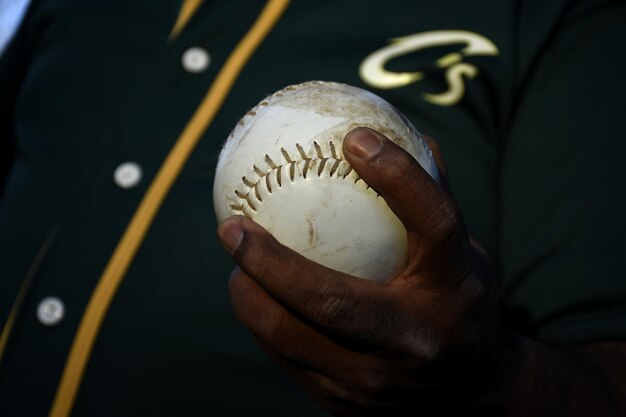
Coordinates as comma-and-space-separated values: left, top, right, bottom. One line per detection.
359, 30, 498, 106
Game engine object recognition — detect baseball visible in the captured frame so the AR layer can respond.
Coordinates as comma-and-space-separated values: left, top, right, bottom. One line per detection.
213, 81, 439, 282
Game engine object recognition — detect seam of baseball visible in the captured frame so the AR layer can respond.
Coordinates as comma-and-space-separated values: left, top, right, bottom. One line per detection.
229, 140, 376, 217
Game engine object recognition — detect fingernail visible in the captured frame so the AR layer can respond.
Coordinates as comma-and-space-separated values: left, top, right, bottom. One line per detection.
218, 217, 244, 254
344, 128, 383, 159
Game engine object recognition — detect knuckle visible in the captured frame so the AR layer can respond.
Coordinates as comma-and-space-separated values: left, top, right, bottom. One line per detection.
387, 147, 418, 177
423, 197, 465, 246
312, 282, 356, 327
400, 328, 442, 362
373, 143, 414, 179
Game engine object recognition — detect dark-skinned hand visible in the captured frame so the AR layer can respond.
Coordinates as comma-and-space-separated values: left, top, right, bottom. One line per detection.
217, 127, 626, 416
217, 127, 510, 415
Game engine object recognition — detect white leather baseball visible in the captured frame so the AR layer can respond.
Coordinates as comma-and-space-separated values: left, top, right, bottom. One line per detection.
213, 81, 439, 282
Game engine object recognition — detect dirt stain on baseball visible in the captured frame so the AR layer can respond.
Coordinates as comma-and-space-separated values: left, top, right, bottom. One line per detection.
307, 217, 318, 245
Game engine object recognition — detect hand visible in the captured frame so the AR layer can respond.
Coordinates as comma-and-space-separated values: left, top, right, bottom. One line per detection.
217, 127, 512, 415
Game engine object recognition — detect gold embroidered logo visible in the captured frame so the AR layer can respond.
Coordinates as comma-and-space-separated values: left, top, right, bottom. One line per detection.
359, 30, 498, 106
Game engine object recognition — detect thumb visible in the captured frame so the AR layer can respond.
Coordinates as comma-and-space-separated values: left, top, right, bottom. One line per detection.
342, 127, 466, 252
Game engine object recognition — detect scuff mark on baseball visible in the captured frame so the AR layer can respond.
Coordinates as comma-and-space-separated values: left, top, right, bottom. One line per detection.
213, 81, 439, 282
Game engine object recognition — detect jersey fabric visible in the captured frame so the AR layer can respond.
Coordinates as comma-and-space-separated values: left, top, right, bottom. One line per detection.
1, 0, 625, 416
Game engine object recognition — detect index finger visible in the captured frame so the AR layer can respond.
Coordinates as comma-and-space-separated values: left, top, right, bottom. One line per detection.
218, 216, 407, 344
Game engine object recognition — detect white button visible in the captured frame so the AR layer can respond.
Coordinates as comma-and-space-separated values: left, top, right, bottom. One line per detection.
182, 47, 210, 73
114, 162, 142, 189
37, 297, 65, 326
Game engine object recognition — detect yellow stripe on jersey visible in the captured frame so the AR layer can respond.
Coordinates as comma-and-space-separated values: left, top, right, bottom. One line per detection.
169, 0, 204, 40
48, 1, 291, 416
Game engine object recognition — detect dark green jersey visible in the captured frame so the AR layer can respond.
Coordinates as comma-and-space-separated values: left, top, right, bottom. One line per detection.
1, 0, 625, 416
